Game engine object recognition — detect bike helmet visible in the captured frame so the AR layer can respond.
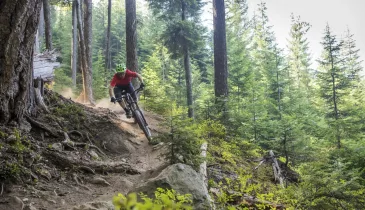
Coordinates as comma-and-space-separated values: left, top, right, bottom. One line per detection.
116, 63, 126, 73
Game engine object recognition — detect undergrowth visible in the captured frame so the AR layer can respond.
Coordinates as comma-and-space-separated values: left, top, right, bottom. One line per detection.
113, 188, 193, 210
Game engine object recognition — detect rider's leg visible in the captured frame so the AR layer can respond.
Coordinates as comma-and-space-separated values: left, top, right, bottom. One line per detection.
128, 83, 138, 101
114, 86, 131, 117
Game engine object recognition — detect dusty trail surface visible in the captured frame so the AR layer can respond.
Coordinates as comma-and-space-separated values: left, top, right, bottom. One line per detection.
0, 92, 167, 210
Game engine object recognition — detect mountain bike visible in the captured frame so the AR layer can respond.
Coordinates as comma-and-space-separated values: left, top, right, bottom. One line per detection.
115, 87, 152, 142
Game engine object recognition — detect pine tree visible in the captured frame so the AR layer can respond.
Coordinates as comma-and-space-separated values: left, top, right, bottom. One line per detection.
213, 0, 228, 99
287, 15, 312, 92
341, 27, 363, 84
317, 24, 345, 148
147, 0, 205, 118
247, 3, 282, 143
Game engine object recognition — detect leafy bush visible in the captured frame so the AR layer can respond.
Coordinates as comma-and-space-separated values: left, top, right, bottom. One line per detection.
157, 105, 203, 169
113, 188, 193, 210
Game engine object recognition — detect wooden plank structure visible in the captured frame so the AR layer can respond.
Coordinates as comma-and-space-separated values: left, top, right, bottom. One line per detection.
33, 50, 60, 82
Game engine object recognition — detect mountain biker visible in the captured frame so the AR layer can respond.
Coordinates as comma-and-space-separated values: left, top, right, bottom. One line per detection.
109, 64, 144, 118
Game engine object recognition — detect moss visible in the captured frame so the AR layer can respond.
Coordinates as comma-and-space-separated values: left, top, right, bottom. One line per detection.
0, 130, 7, 138
10, 129, 30, 154
53, 103, 86, 129
0, 161, 22, 182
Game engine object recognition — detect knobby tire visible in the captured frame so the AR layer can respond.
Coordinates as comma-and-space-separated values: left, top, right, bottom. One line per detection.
134, 109, 152, 142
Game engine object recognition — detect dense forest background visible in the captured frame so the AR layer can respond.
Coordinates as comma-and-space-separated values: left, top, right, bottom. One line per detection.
45, 0, 365, 208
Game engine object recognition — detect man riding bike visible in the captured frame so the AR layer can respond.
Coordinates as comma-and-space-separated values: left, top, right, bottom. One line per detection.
109, 64, 144, 118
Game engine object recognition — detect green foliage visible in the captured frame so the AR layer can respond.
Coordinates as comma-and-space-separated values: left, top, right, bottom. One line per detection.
158, 105, 203, 168
0, 161, 22, 183
92, 50, 110, 100
48, 0, 365, 208
140, 46, 171, 115
0, 129, 29, 182
10, 129, 30, 154
53, 103, 86, 128
113, 188, 193, 210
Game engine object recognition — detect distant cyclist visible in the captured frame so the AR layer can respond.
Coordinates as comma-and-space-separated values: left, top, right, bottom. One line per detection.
109, 64, 144, 118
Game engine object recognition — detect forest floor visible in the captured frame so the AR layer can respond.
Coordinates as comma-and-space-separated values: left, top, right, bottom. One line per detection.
0, 91, 168, 210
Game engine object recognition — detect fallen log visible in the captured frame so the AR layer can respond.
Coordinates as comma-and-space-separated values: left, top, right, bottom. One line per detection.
269, 150, 285, 188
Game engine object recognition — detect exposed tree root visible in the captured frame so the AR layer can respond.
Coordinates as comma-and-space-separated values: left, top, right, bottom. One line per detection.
77, 166, 95, 174
34, 87, 50, 113
0, 183, 3, 196
87, 177, 111, 186
85, 132, 93, 144
68, 130, 83, 139
62, 132, 105, 156
72, 173, 91, 191
43, 150, 141, 175
26, 115, 60, 137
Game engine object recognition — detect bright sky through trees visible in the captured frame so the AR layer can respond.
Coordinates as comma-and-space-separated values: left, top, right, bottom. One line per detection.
202, 0, 365, 69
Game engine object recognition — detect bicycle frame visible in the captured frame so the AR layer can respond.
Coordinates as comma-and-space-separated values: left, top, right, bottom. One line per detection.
115, 88, 148, 125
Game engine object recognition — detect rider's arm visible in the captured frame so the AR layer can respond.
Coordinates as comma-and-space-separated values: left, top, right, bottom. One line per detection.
109, 85, 115, 98
135, 73, 144, 84
109, 74, 116, 98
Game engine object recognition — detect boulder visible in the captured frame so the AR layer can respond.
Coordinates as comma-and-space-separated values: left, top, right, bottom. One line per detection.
135, 163, 210, 209
70, 201, 114, 210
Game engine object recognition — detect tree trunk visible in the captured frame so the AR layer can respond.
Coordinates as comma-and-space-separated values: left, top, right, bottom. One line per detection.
38, 3, 44, 50
213, 0, 228, 98
76, 0, 94, 104
269, 150, 285, 188
125, 0, 139, 86
34, 30, 40, 54
72, 0, 78, 87
330, 49, 340, 148
0, 0, 43, 124
43, 0, 52, 50
84, 0, 93, 76
184, 48, 194, 118
105, 0, 111, 73
181, 1, 194, 118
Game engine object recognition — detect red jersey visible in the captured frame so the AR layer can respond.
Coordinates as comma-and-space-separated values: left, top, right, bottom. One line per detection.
110, 69, 137, 86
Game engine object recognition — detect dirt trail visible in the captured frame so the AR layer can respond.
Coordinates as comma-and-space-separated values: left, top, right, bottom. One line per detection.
0, 98, 167, 210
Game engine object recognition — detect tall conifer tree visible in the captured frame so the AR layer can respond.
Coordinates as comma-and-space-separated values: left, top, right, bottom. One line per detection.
317, 24, 344, 148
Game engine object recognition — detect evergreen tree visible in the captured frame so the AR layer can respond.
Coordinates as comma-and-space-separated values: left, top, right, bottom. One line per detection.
287, 15, 312, 92
125, 0, 139, 83
147, 0, 205, 118
317, 24, 345, 148
213, 0, 228, 99
341, 27, 363, 84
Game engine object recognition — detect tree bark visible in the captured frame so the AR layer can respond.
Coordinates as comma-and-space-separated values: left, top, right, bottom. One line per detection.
125, 0, 139, 86
105, 0, 112, 73
84, 0, 93, 77
184, 48, 194, 118
0, 0, 43, 124
43, 0, 52, 50
76, 0, 94, 104
213, 0, 228, 98
269, 150, 285, 188
181, 1, 194, 118
38, 3, 44, 50
34, 30, 40, 54
71, 0, 78, 87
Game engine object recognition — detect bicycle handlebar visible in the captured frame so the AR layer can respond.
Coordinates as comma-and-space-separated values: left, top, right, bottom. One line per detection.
114, 87, 143, 102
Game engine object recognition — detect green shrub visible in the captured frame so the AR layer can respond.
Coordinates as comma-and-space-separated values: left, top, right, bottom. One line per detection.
113, 188, 193, 210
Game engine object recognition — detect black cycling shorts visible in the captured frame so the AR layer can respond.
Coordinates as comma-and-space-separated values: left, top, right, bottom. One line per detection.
114, 83, 137, 101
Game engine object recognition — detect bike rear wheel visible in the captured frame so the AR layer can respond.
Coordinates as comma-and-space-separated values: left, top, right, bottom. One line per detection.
134, 109, 152, 141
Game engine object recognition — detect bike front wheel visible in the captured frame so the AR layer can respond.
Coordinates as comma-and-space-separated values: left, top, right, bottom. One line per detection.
134, 110, 152, 142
